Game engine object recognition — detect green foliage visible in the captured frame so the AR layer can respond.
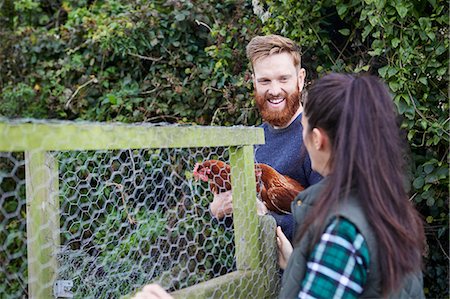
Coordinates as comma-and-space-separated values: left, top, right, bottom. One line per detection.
0, 0, 262, 124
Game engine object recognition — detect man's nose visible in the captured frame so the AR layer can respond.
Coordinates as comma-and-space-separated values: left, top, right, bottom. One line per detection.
268, 82, 282, 96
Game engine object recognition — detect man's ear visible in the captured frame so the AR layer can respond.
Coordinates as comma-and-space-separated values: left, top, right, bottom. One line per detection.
297, 68, 306, 92
252, 73, 256, 90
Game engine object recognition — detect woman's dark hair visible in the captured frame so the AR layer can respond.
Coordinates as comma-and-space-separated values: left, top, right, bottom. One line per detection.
298, 73, 425, 295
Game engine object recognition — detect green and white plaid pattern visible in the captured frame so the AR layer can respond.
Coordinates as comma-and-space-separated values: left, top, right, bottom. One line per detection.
298, 217, 370, 299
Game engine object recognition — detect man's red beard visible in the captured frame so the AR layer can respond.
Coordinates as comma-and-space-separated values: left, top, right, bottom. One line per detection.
255, 90, 301, 127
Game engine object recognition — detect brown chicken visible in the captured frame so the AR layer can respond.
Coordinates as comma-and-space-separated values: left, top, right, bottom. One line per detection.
193, 159, 231, 194
254, 163, 304, 214
193, 160, 304, 214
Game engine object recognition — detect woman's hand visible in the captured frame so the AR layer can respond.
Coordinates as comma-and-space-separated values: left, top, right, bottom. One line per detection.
276, 226, 293, 270
210, 190, 233, 219
132, 284, 173, 299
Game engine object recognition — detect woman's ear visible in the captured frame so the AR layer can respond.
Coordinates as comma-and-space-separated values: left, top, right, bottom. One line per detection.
311, 127, 327, 150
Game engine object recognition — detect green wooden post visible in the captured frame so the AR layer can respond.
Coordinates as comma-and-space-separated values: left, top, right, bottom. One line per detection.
258, 215, 281, 297
229, 145, 261, 270
25, 150, 60, 298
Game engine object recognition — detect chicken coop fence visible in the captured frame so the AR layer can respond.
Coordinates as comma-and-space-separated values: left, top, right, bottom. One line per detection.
0, 119, 280, 299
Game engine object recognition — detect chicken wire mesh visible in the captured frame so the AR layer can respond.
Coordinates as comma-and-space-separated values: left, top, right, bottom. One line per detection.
0, 120, 279, 299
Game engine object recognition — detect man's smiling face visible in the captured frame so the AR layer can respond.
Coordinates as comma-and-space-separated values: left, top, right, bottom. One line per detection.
253, 52, 305, 127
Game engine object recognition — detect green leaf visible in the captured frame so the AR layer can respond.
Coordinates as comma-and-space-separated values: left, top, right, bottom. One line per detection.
374, 0, 386, 10
436, 167, 448, 179
395, 96, 408, 114
391, 38, 400, 48
407, 130, 416, 140
420, 119, 427, 129
418, 77, 427, 85
413, 177, 424, 189
395, 5, 408, 18
387, 67, 398, 77
389, 81, 400, 92
337, 5, 348, 17
338, 28, 350, 36
418, 17, 431, 29
421, 189, 432, 199
426, 32, 436, 41
424, 163, 434, 174
362, 24, 372, 40
437, 67, 447, 76
107, 94, 117, 105
378, 65, 389, 77
175, 13, 186, 21
425, 173, 438, 184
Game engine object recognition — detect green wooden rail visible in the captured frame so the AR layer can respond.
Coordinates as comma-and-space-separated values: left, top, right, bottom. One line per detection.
0, 120, 279, 298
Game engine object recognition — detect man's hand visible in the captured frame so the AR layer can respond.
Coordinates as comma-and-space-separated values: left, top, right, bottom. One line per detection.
132, 284, 173, 299
276, 226, 293, 270
209, 190, 233, 219
256, 199, 268, 216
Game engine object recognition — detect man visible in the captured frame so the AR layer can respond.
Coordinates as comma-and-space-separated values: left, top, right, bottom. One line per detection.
210, 34, 322, 241
130, 34, 323, 299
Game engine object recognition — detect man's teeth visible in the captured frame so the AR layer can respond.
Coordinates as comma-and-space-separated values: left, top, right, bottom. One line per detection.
268, 98, 284, 104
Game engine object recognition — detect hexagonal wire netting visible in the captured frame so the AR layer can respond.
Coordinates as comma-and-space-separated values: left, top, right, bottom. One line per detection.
0, 122, 280, 299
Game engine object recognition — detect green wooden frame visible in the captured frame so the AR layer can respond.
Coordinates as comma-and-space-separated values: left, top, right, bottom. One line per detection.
0, 122, 264, 151
1, 121, 280, 299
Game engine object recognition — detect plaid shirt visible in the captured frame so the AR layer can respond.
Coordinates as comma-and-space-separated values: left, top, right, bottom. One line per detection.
298, 217, 370, 299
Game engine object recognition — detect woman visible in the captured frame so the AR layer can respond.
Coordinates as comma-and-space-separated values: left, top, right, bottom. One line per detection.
277, 73, 425, 298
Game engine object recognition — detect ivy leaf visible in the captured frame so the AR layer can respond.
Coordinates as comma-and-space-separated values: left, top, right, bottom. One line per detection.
436, 46, 446, 56
418, 77, 428, 85
418, 17, 431, 29
387, 67, 398, 77
413, 177, 424, 189
338, 29, 350, 36
389, 81, 400, 92
391, 38, 400, 48
395, 4, 408, 18
337, 4, 348, 17
374, 0, 387, 10
424, 163, 435, 174
378, 65, 389, 77
107, 94, 117, 105
362, 24, 372, 40
426, 32, 436, 41
175, 13, 186, 21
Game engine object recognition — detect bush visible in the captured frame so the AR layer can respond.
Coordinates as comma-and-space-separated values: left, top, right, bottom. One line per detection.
0, 0, 262, 124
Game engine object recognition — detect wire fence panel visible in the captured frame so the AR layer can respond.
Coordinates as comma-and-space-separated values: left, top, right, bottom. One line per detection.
0, 120, 279, 299
57, 147, 236, 298
0, 152, 28, 298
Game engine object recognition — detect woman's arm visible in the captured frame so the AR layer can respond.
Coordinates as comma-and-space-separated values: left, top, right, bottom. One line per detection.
298, 217, 370, 299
